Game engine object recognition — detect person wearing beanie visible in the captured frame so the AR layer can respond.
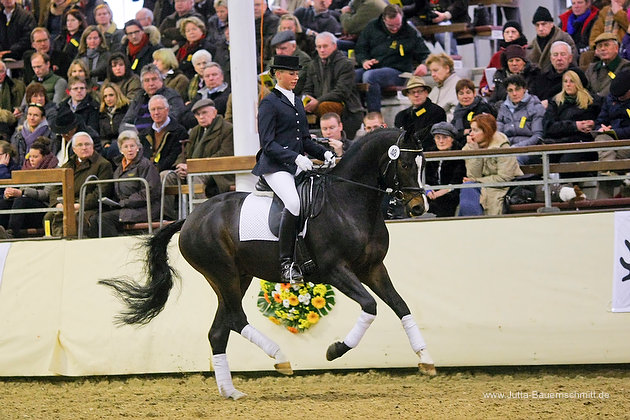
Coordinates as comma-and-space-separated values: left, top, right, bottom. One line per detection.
586, 32, 630, 97
531, 40, 589, 104
559, 0, 600, 58
479, 20, 529, 95
487, 45, 540, 111
424, 121, 465, 217
528, 6, 579, 72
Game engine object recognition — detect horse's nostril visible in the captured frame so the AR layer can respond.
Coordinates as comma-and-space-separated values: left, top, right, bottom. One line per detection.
411, 205, 424, 216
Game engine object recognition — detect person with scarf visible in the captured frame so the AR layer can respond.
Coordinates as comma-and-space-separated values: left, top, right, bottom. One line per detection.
11, 103, 52, 165
427, 52, 460, 121
52, 8, 87, 61
76, 25, 110, 84
190, 62, 230, 117
104, 53, 142, 102
123, 19, 162, 76
16, 83, 57, 130
93, 3, 123, 53
589, 0, 629, 48
186, 49, 212, 103
176, 16, 214, 80
559, 0, 599, 67
451, 78, 496, 146
0, 137, 59, 239
479, 21, 528, 96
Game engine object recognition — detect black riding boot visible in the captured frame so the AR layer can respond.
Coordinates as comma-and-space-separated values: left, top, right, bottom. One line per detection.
278, 208, 303, 285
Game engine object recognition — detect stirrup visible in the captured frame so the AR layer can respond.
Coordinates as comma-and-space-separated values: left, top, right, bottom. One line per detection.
281, 261, 304, 286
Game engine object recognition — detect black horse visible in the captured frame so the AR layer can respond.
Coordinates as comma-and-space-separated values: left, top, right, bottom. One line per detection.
100, 128, 436, 399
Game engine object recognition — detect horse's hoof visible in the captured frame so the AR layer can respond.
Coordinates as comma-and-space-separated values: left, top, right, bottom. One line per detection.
228, 389, 247, 400
418, 362, 437, 377
326, 341, 351, 361
274, 361, 293, 375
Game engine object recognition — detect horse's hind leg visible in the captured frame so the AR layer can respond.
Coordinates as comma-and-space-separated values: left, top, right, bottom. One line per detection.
365, 264, 436, 376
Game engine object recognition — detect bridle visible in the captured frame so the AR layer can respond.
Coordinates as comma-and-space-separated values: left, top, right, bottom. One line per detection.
380, 131, 426, 201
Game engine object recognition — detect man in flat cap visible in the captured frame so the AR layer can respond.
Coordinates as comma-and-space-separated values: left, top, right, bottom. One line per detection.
174, 98, 234, 198
586, 32, 630, 98
269, 30, 311, 95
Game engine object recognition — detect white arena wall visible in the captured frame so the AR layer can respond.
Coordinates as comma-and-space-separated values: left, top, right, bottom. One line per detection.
0, 211, 628, 377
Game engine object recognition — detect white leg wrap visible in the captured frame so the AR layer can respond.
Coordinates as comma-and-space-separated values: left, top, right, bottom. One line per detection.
211, 353, 237, 399
241, 324, 287, 363
401, 314, 427, 353
343, 311, 376, 348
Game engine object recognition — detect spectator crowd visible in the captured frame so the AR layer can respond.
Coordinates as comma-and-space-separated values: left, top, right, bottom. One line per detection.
0, 0, 629, 237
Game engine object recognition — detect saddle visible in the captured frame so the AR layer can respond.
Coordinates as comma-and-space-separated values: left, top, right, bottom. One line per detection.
255, 173, 327, 275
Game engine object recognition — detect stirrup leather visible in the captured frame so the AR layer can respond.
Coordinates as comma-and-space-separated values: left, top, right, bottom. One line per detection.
281, 261, 304, 285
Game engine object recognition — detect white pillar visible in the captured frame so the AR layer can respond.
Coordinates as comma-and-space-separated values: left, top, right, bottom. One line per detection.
228, 0, 261, 192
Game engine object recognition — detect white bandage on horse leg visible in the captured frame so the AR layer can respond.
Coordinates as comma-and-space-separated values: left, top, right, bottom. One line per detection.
401, 314, 427, 353
241, 324, 288, 363
211, 353, 236, 398
343, 311, 376, 348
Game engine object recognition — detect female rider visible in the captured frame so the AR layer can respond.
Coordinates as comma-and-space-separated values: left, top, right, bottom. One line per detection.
252, 55, 334, 285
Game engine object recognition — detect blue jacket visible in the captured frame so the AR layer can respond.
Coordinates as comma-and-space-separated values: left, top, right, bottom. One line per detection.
253, 89, 327, 176
596, 94, 630, 140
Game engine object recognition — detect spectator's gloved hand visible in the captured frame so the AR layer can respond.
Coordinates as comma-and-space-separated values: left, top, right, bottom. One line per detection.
295, 154, 313, 172
324, 151, 336, 167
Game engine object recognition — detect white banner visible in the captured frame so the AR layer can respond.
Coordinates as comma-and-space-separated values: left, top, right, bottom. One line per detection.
613, 212, 630, 312
0, 243, 10, 291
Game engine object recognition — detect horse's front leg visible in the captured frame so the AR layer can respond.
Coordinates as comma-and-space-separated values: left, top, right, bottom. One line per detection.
364, 263, 436, 376
324, 266, 379, 362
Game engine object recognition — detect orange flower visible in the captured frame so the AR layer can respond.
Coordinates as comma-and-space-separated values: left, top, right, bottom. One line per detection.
287, 326, 298, 334
288, 295, 299, 306
312, 296, 326, 309
307, 311, 320, 324
273, 292, 282, 303
281, 283, 291, 290
264, 292, 270, 303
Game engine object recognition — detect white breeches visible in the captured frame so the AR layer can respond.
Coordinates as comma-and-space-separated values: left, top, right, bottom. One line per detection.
264, 171, 300, 216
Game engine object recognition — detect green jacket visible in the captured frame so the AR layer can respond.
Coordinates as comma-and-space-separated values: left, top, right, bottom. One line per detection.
340, 0, 386, 36
0, 76, 25, 112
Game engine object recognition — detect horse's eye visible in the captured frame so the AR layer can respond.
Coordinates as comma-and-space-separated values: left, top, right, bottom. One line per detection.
401, 162, 410, 169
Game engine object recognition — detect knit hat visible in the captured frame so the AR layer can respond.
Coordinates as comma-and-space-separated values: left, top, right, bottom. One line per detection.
502, 21, 522, 36
532, 6, 553, 24
610, 70, 630, 98
430, 122, 458, 139
503, 44, 527, 61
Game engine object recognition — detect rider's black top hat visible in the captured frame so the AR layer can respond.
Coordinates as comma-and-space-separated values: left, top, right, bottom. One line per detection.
269, 55, 301, 71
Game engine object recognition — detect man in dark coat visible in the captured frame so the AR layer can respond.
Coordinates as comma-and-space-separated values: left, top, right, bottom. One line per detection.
140, 94, 188, 173
394, 76, 446, 151
22, 27, 71, 84
294, 0, 342, 35
302, 31, 364, 139
0, 0, 35, 60
122, 20, 162, 76
354, 4, 430, 112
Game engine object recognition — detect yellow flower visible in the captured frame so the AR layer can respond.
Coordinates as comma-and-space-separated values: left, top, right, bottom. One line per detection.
268, 316, 281, 325
312, 296, 326, 309
307, 311, 319, 324
299, 319, 311, 329
288, 295, 299, 306
313, 284, 327, 296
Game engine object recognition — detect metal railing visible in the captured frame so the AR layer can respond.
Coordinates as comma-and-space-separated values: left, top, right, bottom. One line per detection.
78, 176, 152, 239
423, 140, 630, 212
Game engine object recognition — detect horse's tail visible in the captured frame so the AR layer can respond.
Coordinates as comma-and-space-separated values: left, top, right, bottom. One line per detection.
98, 219, 186, 326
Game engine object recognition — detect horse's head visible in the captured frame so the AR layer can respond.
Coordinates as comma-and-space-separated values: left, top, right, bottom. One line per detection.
379, 130, 428, 217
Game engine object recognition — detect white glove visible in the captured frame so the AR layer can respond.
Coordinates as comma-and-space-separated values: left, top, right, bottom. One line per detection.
295, 154, 313, 172
324, 151, 336, 167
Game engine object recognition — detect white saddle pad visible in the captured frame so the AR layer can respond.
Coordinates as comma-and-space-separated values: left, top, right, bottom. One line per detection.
239, 193, 307, 242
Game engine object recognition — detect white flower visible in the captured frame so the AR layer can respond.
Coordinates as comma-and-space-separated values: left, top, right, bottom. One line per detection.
275, 284, 282, 292
283, 299, 290, 308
